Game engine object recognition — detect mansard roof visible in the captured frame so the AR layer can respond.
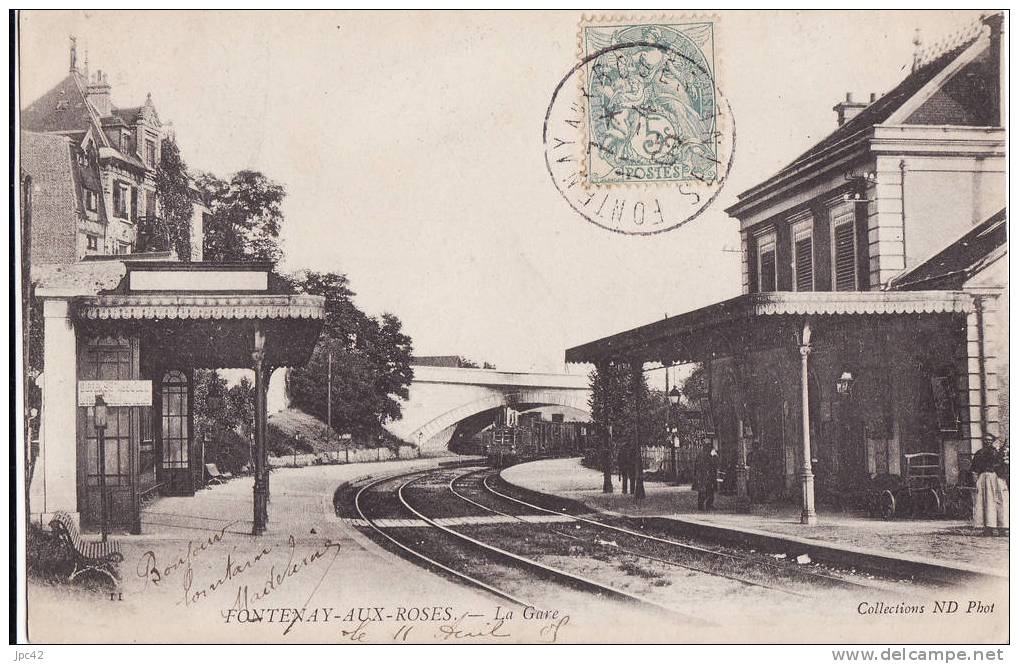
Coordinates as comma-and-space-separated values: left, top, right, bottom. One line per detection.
22, 71, 161, 143
21, 72, 94, 134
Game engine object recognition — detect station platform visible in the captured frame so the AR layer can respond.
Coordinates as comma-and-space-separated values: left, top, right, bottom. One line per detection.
501, 457, 1009, 579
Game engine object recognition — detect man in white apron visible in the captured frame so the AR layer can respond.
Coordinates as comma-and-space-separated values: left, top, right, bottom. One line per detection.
972, 433, 1009, 536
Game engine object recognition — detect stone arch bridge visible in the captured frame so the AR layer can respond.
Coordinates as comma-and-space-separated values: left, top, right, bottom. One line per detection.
385, 365, 592, 455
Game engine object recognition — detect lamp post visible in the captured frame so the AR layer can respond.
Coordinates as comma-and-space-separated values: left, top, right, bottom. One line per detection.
92, 395, 109, 542
668, 385, 682, 481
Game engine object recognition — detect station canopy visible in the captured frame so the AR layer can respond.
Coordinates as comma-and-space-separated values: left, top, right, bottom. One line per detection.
43, 259, 325, 369
565, 291, 975, 367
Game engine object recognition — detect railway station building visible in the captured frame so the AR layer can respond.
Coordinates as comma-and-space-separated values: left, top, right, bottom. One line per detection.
566, 14, 1006, 522
22, 42, 325, 535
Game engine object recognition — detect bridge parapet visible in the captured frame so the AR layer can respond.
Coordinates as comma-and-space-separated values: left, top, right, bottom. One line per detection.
411, 365, 589, 390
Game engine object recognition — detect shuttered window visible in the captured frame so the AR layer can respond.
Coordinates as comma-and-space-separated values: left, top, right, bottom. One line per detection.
830, 203, 858, 291
756, 231, 777, 293
791, 216, 814, 291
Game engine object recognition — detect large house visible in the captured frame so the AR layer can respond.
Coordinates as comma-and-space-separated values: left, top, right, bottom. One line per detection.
21, 38, 207, 262
566, 14, 1006, 524
21, 40, 324, 535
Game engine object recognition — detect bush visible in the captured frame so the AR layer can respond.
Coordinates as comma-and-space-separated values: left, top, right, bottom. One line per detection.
26, 522, 111, 591
267, 422, 314, 456
26, 523, 73, 583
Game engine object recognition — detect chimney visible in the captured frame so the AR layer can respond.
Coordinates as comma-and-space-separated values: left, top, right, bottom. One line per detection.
87, 70, 112, 117
833, 92, 868, 127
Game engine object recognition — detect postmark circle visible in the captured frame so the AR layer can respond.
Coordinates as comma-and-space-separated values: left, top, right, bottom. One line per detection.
544, 34, 736, 236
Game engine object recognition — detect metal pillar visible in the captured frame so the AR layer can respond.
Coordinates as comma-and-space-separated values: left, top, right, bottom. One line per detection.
252, 328, 268, 535
735, 418, 750, 507
798, 321, 817, 525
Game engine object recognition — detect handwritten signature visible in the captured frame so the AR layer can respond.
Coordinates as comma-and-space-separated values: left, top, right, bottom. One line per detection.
136, 519, 238, 590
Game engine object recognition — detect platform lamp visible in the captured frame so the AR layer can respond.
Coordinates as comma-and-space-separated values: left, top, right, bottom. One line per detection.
91, 394, 109, 542
835, 371, 855, 396
668, 386, 682, 481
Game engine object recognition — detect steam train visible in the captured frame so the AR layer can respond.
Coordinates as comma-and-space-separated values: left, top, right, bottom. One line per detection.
475, 411, 597, 465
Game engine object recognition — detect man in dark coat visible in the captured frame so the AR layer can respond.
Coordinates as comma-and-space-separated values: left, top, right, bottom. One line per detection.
693, 441, 719, 510
617, 441, 634, 494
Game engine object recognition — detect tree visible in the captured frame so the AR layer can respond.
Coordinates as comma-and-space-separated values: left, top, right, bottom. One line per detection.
149, 137, 194, 260
285, 270, 414, 442
196, 170, 286, 264
681, 363, 707, 404
193, 370, 256, 474
456, 356, 496, 369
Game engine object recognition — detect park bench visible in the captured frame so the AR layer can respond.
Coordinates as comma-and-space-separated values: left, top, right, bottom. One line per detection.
48, 512, 123, 586
205, 463, 233, 485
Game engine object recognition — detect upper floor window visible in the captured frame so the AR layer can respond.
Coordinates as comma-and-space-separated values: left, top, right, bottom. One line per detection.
112, 182, 129, 218
145, 139, 157, 167
84, 189, 98, 212
86, 235, 99, 251
120, 130, 133, 153
790, 213, 815, 292
145, 188, 157, 217
756, 229, 777, 293
829, 202, 858, 290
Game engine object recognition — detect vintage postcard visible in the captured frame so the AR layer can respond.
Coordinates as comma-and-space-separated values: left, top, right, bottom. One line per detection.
13, 9, 1009, 648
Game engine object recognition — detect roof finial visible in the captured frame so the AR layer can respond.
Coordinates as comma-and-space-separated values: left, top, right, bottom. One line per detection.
69, 34, 78, 73
911, 27, 923, 72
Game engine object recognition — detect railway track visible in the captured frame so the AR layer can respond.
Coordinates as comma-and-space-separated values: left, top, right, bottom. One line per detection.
462, 468, 892, 595
350, 467, 705, 625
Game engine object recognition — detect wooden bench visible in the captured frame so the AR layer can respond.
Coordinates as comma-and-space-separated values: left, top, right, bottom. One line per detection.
49, 512, 123, 586
205, 463, 233, 485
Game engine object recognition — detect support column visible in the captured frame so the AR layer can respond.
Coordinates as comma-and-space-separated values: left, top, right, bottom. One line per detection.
798, 321, 817, 525
596, 361, 614, 494
735, 418, 750, 507
34, 298, 79, 527
252, 327, 268, 535
630, 360, 645, 501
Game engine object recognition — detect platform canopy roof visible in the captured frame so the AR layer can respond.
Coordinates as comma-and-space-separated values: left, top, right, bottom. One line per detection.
42, 259, 326, 369
565, 290, 975, 367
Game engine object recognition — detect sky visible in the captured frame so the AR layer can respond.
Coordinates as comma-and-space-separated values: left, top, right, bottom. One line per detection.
18, 10, 986, 374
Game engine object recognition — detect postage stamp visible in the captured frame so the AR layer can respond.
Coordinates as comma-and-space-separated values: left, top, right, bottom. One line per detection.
580, 20, 719, 186
544, 16, 733, 236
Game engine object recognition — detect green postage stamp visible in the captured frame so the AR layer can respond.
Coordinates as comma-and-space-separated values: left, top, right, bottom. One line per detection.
581, 19, 719, 186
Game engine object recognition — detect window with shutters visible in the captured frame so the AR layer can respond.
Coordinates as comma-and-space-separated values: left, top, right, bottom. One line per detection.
790, 216, 814, 291
113, 181, 129, 218
756, 230, 777, 293
830, 203, 858, 291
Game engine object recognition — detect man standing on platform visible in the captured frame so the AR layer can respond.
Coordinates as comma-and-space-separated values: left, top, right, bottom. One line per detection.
693, 441, 719, 511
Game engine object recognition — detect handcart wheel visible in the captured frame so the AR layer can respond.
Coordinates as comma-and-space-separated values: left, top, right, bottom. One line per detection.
879, 490, 896, 520
921, 488, 942, 516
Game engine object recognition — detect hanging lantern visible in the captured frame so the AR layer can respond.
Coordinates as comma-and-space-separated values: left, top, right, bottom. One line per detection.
836, 371, 855, 396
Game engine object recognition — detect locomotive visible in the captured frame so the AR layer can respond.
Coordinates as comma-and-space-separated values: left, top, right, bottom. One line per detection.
479, 410, 596, 466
